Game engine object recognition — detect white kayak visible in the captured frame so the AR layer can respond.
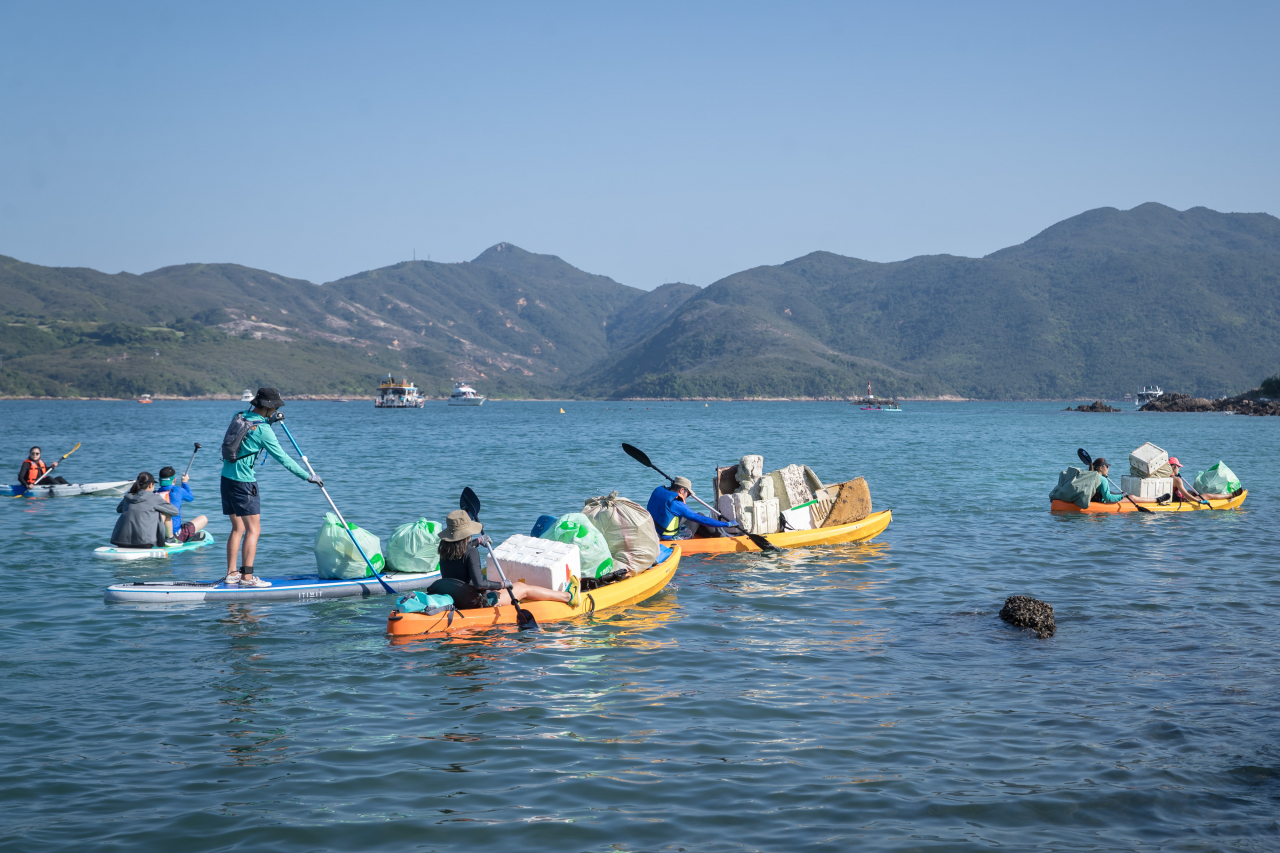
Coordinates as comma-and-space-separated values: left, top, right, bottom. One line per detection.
104, 570, 440, 603
93, 533, 217, 561
8, 480, 134, 498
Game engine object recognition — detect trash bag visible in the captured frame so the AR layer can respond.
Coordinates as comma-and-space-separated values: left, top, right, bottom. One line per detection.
583, 491, 660, 576
539, 512, 614, 579
1194, 461, 1241, 495
1050, 467, 1102, 509
314, 512, 386, 579
385, 518, 442, 574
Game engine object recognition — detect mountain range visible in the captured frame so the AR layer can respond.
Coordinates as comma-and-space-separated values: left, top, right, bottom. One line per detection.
2, 203, 1278, 399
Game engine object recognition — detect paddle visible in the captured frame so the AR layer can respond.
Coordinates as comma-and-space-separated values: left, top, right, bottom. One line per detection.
28, 442, 81, 489
277, 418, 397, 595
460, 487, 539, 630
182, 442, 202, 478
621, 443, 783, 552
1076, 448, 1152, 514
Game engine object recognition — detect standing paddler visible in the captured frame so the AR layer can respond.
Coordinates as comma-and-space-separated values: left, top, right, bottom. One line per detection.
219, 388, 323, 588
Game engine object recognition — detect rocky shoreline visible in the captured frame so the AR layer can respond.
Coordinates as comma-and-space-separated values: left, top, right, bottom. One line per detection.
1141, 390, 1280, 416
1065, 400, 1120, 412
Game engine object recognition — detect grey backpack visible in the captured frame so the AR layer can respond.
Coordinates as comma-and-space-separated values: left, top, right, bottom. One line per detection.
221, 411, 263, 463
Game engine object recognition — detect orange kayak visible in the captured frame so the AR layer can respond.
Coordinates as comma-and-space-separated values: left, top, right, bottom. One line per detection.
1050, 490, 1247, 514
677, 510, 892, 555
386, 545, 681, 637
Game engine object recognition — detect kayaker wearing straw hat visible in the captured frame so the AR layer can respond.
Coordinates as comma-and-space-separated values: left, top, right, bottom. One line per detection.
219, 387, 323, 588
647, 476, 735, 541
427, 510, 577, 610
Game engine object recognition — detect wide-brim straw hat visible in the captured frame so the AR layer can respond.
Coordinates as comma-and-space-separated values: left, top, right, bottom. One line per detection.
440, 509, 483, 542
672, 476, 693, 491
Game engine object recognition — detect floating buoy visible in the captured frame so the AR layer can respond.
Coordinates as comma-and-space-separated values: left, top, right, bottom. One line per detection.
559, 407, 565, 413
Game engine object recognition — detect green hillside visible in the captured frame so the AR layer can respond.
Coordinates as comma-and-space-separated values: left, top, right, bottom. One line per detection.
583, 204, 1280, 399
4, 203, 1279, 399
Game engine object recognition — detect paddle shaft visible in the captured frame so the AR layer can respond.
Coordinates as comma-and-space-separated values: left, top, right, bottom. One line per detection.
465, 492, 538, 629
182, 443, 202, 478
278, 421, 397, 595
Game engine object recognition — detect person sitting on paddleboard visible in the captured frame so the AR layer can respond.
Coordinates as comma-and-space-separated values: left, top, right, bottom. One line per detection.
1088, 459, 1125, 505
111, 472, 179, 548
155, 466, 208, 545
647, 476, 735, 541
427, 510, 578, 610
220, 387, 323, 589
19, 447, 69, 487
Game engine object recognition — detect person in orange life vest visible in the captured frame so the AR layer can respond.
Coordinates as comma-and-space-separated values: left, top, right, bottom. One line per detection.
18, 447, 68, 487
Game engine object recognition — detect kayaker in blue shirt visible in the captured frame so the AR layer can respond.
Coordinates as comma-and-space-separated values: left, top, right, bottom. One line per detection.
647, 476, 735, 541
155, 465, 208, 545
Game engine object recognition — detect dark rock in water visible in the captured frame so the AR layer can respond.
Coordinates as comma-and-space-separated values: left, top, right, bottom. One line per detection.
1000, 595, 1056, 638
1065, 400, 1119, 412
1142, 390, 1280, 416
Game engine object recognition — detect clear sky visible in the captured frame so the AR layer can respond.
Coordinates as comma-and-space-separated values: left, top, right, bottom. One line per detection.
2, 1, 1277, 289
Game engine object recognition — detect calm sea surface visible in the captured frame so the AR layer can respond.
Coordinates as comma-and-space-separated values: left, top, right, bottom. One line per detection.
1, 400, 1277, 852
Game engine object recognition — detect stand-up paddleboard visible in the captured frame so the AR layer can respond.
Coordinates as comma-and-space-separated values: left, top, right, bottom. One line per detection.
104, 570, 440, 603
8, 480, 134, 498
93, 533, 217, 561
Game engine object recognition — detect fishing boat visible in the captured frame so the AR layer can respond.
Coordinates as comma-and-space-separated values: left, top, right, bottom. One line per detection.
386, 546, 680, 636
1050, 490, 1247, 514
1136, 385, 1164, 408
447, 381, 485, 407
7, 480, 133, 498
240, 389, 255, 402
678, 511, 892, 555
104, 569, 440, 603
137, 394, 152, 404
374, 375, 426, 408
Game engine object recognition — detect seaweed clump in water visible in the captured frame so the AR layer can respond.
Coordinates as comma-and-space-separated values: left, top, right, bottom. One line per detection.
1000, 596, 1056, 638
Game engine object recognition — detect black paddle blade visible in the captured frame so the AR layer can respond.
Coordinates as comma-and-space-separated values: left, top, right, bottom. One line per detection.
515, 606, 540, 631
622, 442, 652, 468
460, 487, 481, 521
1076, 448, 1092, 467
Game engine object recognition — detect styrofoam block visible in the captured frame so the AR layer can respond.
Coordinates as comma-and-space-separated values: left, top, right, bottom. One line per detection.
752, 497, 779, 534
781, 506, 813, 531
488, 534, 580, 592
1129, 442, 1169, 477
1121, 475, 1173, 499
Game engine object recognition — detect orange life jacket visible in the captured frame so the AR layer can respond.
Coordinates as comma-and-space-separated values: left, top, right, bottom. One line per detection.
22, 459, 48, 486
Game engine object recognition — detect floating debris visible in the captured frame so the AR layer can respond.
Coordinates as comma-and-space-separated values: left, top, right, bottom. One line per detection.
999, 595, 1056, 639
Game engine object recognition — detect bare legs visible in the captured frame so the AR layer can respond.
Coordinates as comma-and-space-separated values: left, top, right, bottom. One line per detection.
495, 582, 571, 606
226, 514, 261, 580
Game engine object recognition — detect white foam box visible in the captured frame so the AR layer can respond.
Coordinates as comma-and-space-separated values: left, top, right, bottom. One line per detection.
487, 534, 580, 593
717, 492, 753, 524
780, 505, 813, 531
751, 497, 780, 534
1129, 442, 1169, 477
1121, 475, 1174, 499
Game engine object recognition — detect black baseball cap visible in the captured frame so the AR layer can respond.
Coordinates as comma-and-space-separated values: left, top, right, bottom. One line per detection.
251, 387, 285, 409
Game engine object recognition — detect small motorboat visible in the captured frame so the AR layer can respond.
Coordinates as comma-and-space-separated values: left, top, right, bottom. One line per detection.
240, 389, 255, 402
448, 382, 485, 407
137, 394, 152, 404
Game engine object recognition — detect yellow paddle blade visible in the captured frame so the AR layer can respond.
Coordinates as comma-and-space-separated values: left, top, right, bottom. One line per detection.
63, 442, 81, 459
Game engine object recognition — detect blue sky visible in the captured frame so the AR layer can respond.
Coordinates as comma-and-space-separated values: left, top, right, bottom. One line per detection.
1, 1, 1276, 288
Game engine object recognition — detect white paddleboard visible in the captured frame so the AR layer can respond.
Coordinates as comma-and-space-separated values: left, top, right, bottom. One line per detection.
104, 570, 439, 602
9, 480, 134, 498
93, 533, 217, 561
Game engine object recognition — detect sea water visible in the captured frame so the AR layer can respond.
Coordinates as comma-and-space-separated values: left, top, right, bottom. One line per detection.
0, 401, 1276, 852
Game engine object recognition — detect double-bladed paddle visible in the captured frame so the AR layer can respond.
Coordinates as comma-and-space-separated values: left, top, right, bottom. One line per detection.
621, 443, 783, 552
460, 487, 539, 630
1076, 448, 1153, 513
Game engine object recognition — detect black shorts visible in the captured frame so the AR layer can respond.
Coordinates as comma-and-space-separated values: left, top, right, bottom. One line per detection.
221, 477, 261, 516
427, 578, 499, 610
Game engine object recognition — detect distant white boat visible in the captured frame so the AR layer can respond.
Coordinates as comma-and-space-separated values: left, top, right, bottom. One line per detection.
240, 389, 254, 403
375, 375, 426, 408
448, 382, 485, 407
1136, 385, 1164, 408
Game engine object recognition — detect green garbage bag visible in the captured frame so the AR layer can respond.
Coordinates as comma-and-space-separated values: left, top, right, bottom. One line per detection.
540, 512, 614, 579
1194, 461, 1241, 495
1050, 466, 1102, 509
314, 512, 386, 579
386, 518, 442, 574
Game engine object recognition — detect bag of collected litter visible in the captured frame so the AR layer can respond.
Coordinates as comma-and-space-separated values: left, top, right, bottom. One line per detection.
540, 512, 615, 579
314, 512, 386, 579
1194, 461, 1241, 495
582, 492, 661, 576
1050, 467, 1102, 509
385, 518, 442, 574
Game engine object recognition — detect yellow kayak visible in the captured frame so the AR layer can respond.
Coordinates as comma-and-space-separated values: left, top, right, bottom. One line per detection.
1051, 490, 1247, 513
387, 545, 681, 637
677, 510, 892, 554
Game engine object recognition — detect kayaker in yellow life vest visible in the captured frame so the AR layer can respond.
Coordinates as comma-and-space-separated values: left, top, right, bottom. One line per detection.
19, 447, 68, 487
646, 476, 735, 541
